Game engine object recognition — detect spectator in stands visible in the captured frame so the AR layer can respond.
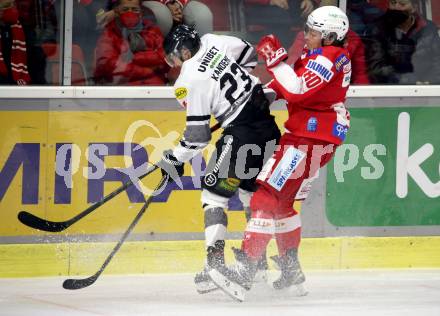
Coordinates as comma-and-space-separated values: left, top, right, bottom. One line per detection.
0, 0, 31, 85
160, 0, 187, 27
157, 0, 213, 36
74, 0, 110, 83
95, 1, 117, 30
92, 0, 192, 29
94, 0, 169, 85
346, 0, 384, 37
12, 0, 58, 84
243, 0, 318, 47
286, 0, 370, 84
364, 0, 440, 84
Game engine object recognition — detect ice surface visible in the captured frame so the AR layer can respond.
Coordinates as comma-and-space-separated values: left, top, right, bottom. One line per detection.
1, 270, 439, 316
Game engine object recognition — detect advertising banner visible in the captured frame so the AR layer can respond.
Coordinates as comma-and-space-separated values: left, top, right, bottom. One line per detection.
326, 108, 440, 226
0, 110, 288, 236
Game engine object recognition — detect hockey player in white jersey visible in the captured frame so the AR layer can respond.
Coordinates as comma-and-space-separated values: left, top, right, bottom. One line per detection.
158, 25, 280, 294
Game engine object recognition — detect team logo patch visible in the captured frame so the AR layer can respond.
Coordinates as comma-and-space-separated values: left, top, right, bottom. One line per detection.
307, 117, 318, 132
225, 178, 240, 187
204, 173, 217, 187
305, 60, 334, 82
175, 87, 188, 100
335, 54, 350, 72
307, 48, 323, 57
268, 147, 306, 192
332, 122, 348, 140
218, 178, 241, 193
343, 62, 352, 74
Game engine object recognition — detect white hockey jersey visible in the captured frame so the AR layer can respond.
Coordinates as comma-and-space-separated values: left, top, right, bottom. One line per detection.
172, 33, 260, 162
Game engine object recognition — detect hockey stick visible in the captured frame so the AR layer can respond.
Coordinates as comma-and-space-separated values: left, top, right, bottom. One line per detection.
63, 175, 168, 290
17, 123, 222, 232
17, 164, 159, 232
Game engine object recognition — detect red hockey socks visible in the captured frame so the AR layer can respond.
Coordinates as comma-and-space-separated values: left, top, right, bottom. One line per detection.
274, 214, 302, 256
241, 210, 274, 260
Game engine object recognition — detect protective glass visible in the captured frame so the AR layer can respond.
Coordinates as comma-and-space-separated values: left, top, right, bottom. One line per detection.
164, 51, 182, 68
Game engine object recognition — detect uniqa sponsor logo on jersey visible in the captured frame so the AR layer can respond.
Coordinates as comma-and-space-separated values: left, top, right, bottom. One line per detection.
174, 87, 188, 100
198, 46, 220, 72
332, 122, 348, 140
306, 59, 334, 81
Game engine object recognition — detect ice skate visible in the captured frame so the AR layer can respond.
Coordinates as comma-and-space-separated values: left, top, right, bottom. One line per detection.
253, 252, 269, 283
271, 248, 307, 295
194, 267, 219, 294
207, 247, 258, 302
194, 241, 224, 294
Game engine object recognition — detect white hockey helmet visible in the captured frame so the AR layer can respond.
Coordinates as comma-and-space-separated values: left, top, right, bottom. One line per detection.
306, 6, 349, 42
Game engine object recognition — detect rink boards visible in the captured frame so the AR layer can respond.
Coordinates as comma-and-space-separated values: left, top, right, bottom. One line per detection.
1, 237, 440, 277
1, 94, 440, 277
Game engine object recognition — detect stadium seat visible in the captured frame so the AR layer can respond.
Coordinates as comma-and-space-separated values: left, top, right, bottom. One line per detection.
41, 43, 88, 85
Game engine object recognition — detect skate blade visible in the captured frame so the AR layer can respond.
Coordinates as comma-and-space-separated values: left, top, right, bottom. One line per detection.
253, 270, 268, 284
275, 282, 309, 296
195, 280, 220, 294
207, 268, 245, 302
295, 283, 308, 296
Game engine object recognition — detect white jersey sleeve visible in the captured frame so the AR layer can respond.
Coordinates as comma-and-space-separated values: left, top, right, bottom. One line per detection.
172, 74, 212, 163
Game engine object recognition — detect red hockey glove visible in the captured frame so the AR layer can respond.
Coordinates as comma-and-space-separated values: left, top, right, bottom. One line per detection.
256, 35, 288, 68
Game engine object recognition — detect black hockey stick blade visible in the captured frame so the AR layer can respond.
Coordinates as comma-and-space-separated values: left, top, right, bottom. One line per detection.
17, 165, 159, 232
63, 274, 98, 290
62, 175, 168, 290
17, 211, 70, 232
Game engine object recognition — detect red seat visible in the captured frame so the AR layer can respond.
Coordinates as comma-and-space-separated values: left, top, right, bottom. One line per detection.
41, 43, 88, 85
198, 0, 232, 31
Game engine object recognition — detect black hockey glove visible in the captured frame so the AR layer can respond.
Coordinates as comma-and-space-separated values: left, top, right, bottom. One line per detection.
158, 150, 184, 185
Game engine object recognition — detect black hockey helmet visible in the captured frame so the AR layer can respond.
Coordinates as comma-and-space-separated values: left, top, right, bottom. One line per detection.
164, 24, 201, 66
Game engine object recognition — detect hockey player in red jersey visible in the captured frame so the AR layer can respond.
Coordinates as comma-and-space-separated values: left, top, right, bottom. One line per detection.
207, 5, 352, 301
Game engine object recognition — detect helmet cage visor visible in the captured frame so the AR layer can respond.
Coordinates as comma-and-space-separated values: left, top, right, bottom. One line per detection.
165, 49, 183, 67
304, 24, 323, 38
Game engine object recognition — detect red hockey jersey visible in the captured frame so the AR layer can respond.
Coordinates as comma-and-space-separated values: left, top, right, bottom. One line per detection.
267, 45, 351, 145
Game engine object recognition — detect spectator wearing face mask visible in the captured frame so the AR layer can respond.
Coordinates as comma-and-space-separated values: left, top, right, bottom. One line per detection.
364, 0, 440, 84
0, 0, 31, 85
94, 0, 169, 85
